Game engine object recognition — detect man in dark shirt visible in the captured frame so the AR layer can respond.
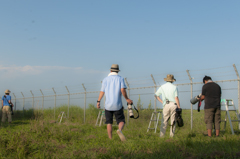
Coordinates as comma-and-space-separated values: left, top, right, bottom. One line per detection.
200, 76, 221, 137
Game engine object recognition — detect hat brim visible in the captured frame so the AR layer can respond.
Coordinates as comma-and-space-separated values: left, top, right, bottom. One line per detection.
110, 69, 120, 72
164, 78, 176, 82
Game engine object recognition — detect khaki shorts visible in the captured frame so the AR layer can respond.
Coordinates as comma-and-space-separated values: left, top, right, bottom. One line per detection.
204, 107, 221, 130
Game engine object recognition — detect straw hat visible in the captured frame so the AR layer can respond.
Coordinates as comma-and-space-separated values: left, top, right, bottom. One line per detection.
5, 89, 11, 94
110, 64, 120, 72
164, 74, 176, 82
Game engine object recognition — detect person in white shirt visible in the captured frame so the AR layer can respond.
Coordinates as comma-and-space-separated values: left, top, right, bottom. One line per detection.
155, 74, 181, 137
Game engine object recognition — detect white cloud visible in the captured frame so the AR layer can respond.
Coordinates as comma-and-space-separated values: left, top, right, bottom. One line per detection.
0, 65, 84, 78
0, 65, 82, 72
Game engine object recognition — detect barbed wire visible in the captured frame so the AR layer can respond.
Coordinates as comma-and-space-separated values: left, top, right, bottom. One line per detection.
10, 64, 239, 96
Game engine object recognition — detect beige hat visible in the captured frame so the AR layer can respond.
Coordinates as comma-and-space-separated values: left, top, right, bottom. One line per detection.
164, 74, 176, 82
5, 89, 11, 94
110, 64, 120, 72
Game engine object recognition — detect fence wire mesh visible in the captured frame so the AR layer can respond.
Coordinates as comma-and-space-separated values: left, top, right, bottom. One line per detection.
1, 64, 240, 130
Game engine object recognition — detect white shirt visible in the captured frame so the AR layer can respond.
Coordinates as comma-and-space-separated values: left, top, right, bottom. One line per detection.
155, 82, 179, 107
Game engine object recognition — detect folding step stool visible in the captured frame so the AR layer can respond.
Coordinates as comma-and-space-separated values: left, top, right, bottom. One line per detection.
147, 111, 162, 133
95, 110, 117, 126
58, 112, 67, 124
221, 99, 240, 135
95, 110, 105, 126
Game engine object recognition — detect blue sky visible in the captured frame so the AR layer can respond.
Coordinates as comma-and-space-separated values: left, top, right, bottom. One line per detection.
0, 1, 240, 102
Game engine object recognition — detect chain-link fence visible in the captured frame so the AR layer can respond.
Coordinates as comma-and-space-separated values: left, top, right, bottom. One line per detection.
1, 64, 240, 129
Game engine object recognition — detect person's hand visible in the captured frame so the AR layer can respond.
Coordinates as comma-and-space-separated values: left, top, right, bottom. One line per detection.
126, 99, 133, 104
97, 102, 100, 109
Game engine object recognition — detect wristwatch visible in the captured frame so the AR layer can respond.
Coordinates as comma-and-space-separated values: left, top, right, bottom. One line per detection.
97, 100, 100, 103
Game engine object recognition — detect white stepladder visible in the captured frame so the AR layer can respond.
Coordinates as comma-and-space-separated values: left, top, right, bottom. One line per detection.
96, 110, 105, 126
95, 110, 117, 127
58, 112, 67, 124
221, 99, 240, 135
147, 111, 162, 133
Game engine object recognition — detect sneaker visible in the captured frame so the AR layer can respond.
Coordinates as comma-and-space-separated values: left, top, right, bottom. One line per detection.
117, 130, 126, 141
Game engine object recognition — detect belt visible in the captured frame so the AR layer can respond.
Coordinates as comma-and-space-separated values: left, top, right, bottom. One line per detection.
166, 101, 177, 105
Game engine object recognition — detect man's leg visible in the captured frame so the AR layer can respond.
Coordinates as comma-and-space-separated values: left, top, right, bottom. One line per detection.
107, 124, 112, 139
2, 106, 7, 123
160, 104, 170, 137
204, 108, 214, 137
215, 107, 221, 136
169, 103, 177, 137
115, 108, 126, 141
105, 110, 113, 139
118, 121, 124, 131
207, 129, 212, 136
6, 106, 12, 123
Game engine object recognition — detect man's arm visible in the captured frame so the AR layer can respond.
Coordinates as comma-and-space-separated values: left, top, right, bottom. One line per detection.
155, 95, 163, 104
97, 91, 105, 109
200, 95, 205, 101
121, 88, 132, 104
175, 96, 181, 108
1, 100, 3, 108
8, 100, 14, 107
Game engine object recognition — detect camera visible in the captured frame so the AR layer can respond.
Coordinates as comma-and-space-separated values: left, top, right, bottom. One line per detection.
175, 108, 184, 127
190, 94, 201, 105
127, 103, 139, 119
9, 103, 14, 115
128, 103, 134, 118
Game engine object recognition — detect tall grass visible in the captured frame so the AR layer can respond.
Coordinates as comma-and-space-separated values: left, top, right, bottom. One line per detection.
0, 105, 240, 158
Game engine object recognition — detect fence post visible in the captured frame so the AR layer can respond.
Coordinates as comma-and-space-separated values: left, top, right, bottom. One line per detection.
12, 93, 16, 111
186, 70, 193, 130
30, 90, 34, 115
65, 86, 70, 118
21, 92, 25, 117
233, 64, 240, 129
151, 74, 157, 112
124, 78, 130, 124
82, 84, 87, 124
40, 89, 44, 114
52, 88, 56, 120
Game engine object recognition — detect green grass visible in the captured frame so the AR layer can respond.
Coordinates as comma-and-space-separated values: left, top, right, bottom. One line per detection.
1, 105, 240, 159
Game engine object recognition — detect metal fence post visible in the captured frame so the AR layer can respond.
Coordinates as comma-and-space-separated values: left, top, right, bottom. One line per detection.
233, 64, 240, 129
40, 89, 44, 114
52, 88, 56, 120
151, 74, 157, 112
12, 93, 16, 111
82, 84, 87, 124
21, 92, 25, 117
65, 86, 70, 118
186, 70, 193, 130
124, 78, 130, 124
30, 90, 34, 115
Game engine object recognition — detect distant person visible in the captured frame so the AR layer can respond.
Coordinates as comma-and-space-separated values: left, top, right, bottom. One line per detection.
200, 76, 221, 137
2, 89, 14, 124
155, 74, 181, 137
97, 64, 132, 141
